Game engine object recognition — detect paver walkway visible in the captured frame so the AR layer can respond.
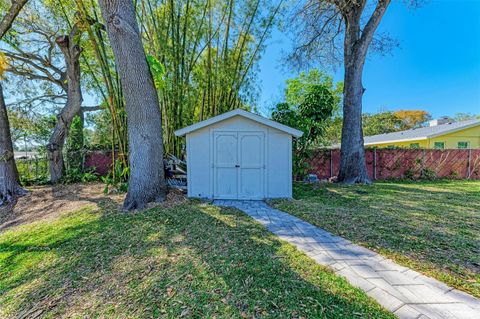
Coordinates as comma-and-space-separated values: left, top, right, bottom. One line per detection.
214, 200, 480, 319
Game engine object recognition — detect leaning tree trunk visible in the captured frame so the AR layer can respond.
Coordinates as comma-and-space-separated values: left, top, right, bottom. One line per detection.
47, 28, 83, 183
0, 82, 27, 206
98, 0, 166, 210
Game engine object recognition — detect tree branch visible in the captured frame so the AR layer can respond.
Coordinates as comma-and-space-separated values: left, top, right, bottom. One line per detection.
7, 94, 67, 108
4, 52, 66, 89
81, 105, 102, 112
0, 0, 29, 38
359, 0, 391, 51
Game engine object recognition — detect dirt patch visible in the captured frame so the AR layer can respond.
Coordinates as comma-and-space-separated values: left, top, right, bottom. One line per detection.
0, 183, 186, 232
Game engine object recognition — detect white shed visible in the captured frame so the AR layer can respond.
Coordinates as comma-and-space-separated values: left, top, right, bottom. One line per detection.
174, 109, 303, 200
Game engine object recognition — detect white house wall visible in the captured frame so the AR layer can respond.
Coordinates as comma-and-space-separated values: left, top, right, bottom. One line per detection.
186, 115, 292, 199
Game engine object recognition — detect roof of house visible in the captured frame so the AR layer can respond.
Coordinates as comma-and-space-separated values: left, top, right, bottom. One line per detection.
363, 119, 480, 145
174, 109, 304, 137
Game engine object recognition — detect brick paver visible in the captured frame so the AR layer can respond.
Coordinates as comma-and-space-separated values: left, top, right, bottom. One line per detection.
214, 200, 480, 319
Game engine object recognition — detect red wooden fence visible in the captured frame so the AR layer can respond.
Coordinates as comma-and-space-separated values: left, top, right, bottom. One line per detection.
84, 149, 480, 180
84, 150, 116, 175
307, 149, 480, 180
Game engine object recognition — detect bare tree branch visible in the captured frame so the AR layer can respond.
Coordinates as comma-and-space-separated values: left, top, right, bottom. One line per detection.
358, 0, 391, 55
81, 105, 102, 112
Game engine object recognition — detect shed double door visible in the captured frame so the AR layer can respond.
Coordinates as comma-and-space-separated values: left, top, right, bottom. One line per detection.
213, 131, 265, 199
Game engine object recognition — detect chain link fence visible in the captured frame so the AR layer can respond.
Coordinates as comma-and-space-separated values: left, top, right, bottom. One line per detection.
16, 155, 49, 185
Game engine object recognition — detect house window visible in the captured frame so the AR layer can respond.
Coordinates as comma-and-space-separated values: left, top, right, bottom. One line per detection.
410, 143, 420, 149
457, 141, 469, 149
434, 142, 445, 149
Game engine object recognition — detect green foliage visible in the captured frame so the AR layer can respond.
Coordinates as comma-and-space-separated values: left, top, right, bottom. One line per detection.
138, 0, 283, 155
101, 159, 129, 194
300, 85, 336, 125
66, 115, 84, 151
272, 87, 336, 179
323, 116, 343, 145
362, 112, 403, 136
420, 167, 437, 180
272, 70, 342, 179
61, 167, 99, 184
4, 0, 283, 175
85, 110, 114, 150
270, 102, 298, 129
66, 115, 84, 170
8, 110, 55, 150
453, 112, 480, 122
324, 110, 435, 145
285, 69, 343, 107
147, 55, 166, 90
17, 157, 49, 186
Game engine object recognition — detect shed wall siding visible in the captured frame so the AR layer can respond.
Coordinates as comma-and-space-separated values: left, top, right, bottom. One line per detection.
267, 131, 291, 198
186, 128, 211, 198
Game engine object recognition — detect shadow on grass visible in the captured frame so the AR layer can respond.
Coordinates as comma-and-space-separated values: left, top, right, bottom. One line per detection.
273, 181, 480, 297
0, 183, 123, 232
0, 200, 393, 318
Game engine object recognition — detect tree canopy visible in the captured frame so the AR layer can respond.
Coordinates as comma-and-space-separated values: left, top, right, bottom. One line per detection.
272, 69, 341, 177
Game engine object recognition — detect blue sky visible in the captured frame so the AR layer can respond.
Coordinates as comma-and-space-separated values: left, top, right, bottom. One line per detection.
257, 0, 480, 118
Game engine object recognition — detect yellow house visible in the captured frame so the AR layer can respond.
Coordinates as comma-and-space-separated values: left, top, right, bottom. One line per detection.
364, 118, 480, 149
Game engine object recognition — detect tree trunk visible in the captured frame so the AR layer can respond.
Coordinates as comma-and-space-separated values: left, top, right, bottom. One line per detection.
337, 8, 371, 184
0, 0, 29, 209
0, 82, 27, 207
338, 57, 370, 183
47, 30, 83, 183
98, 0, 166, 210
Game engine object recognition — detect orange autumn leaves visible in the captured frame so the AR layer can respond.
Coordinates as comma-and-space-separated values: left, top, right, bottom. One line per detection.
394, 110, 431, 129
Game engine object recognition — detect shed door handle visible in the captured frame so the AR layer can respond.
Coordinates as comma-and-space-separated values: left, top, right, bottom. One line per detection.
235, 164, 240, 168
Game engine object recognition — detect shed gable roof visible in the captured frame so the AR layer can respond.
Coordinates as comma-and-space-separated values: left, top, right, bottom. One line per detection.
174, 109, 304, 137
364, 119, 480, 145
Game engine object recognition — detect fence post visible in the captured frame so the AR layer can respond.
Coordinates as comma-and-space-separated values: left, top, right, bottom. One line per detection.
422, 149, 426, 174
329, 149, 333, 178
35, 159, 38, 181
467, 149, 472, 179
82, 151, 86, 172
373, 149, 377, 180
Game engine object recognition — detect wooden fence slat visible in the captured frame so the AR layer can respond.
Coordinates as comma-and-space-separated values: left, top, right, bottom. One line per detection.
307, 149, 480, 180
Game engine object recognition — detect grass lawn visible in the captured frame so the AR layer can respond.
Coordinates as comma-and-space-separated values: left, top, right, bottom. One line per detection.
0, 198, 394, 318
271, 180, 480, 298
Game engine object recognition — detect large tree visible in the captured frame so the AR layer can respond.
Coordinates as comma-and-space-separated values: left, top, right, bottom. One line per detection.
290, 0, 421, 183
0, 0, 29, 207
46, 24, 84, 183
3, 6, 104, 183
137, 0, 283, 155
98, 0, 166, 210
